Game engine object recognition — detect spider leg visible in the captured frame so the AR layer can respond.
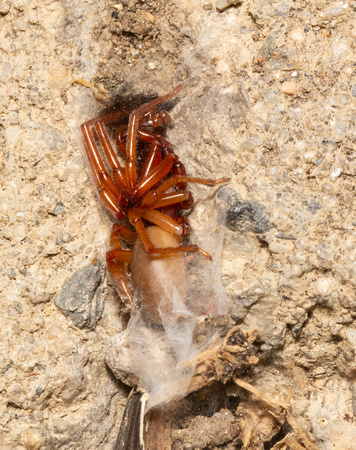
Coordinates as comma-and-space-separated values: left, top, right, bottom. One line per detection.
137, 129, 172, 148
141, 175, 229, 207
140, 142, 162, 181
96, 109, 130, 157
133, 208, 183, 235
110, 223, 137, 245
143, 191, 193, 233
106, 252, 132, 300
145, 190, 192, 209
138, 143, 190, 201
115, 125, 127, 156
135, 153, 176, 197
125, 85, 183, 194
97, 110, 128, 156
106, 223, 136, 300
99, 109, 130, 124
93, 119, 130, 197
128, 209, 211, 259
171, 160, 187, 190
81, 121, 127, 219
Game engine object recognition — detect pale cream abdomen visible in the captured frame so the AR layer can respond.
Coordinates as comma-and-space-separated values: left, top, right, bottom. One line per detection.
131, 226, 187, 325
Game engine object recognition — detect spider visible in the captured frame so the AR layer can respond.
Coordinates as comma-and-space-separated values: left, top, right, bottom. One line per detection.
81, 85, 228, 302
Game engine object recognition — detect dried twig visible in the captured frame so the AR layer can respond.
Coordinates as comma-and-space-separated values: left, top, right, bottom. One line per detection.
234, 378, 319, 450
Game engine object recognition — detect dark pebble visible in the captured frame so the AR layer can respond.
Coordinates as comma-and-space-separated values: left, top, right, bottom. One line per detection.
55, 262, 105, 329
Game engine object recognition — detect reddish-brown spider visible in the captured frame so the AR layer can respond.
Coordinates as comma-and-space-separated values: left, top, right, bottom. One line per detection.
81, 85, 228, 302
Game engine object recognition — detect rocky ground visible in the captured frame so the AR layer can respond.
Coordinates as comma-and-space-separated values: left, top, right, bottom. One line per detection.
1, 0, 355, 448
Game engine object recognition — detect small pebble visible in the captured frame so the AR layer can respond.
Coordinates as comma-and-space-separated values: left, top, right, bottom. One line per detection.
143, 11, 155, 23
324, 6, 345, 19
280, 81, 298, 95
41, 126, 67, 151
345, 328, 356, 349
52, 202, 65, 216
17, 20, 27, 31
240, 134, 263, 150
303, 150, 316, 162
316, 277, 334, 296
268, 239, 294, 254
290, 28, 304, 43
330, 166, 342, 181
274, 1, 292, 17
7, 268, 16, 279
202, 0, 213, 10
0, 2, 11, 15
216, 0, 241, 13
330, 35, 351, 60
21, 427, 45, 450
113, 3, 124, 11
342, 66, 352, 75
54, 262, 104, 329
225, 193, 272, 233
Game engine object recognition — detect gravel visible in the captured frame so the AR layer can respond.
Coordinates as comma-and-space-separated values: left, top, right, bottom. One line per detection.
1, 0, 355, 447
